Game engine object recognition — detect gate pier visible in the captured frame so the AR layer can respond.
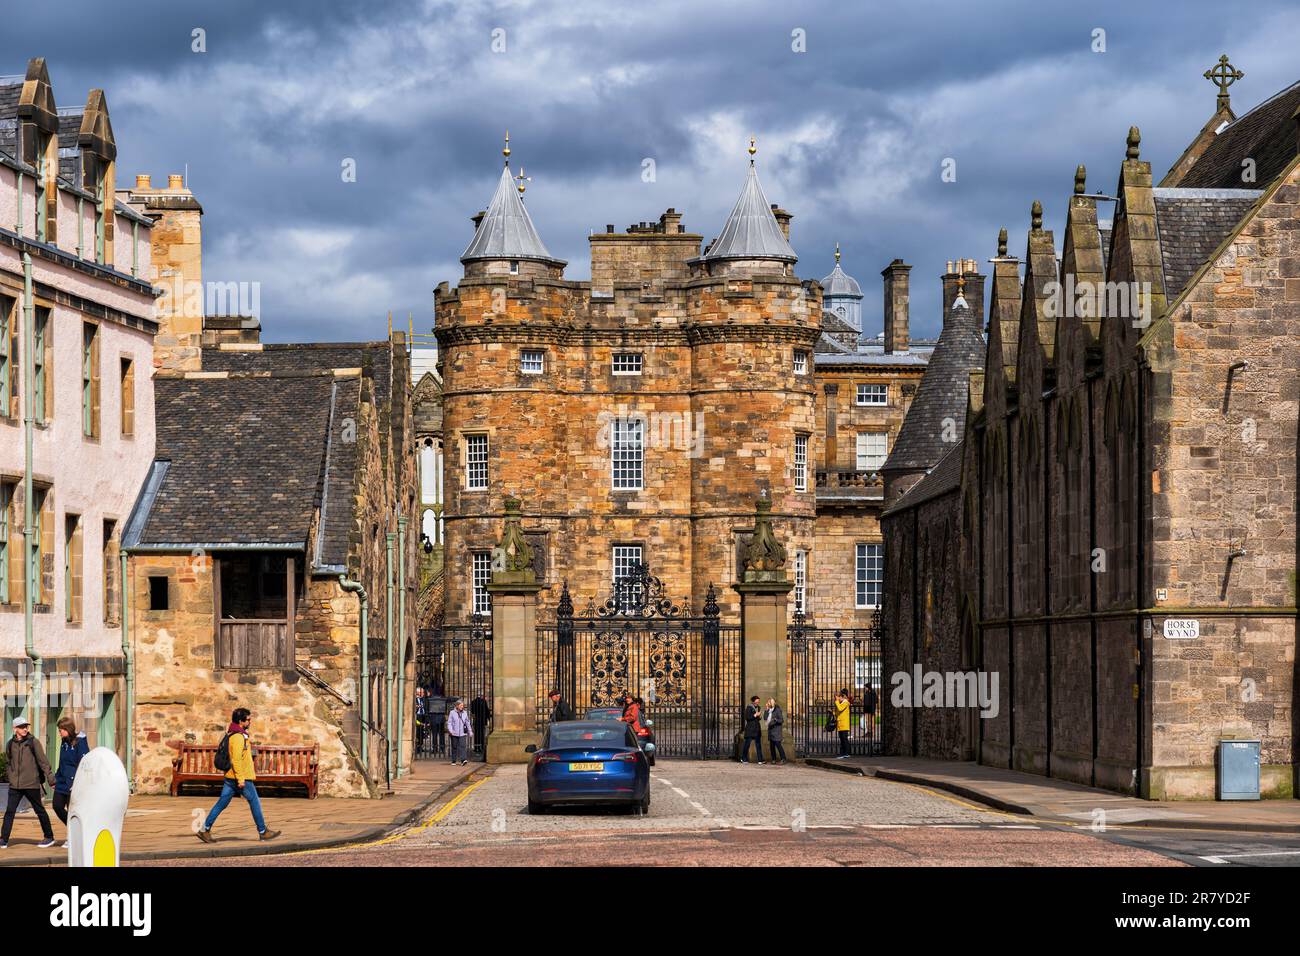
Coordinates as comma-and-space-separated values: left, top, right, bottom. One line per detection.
734, 496, 794, 763
486, 497, 544, 763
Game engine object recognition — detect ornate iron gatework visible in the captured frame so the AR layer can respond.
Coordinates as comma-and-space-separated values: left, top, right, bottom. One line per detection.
538, 564, 741, 759
787, 608, 883, 758
414, 617, 492, 762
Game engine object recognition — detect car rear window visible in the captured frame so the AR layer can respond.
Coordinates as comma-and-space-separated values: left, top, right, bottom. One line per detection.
549, 726, 632, 746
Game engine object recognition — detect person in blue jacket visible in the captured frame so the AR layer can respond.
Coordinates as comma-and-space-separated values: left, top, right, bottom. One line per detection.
52, 717, 90, 847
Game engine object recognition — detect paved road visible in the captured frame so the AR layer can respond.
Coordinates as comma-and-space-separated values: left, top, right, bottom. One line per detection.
146, 761, 1183, 867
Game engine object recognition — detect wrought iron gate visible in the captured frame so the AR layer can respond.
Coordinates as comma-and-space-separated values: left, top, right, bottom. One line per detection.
788, 611, 883, 757
414, 619, 492, 761
536, 564, 742, 759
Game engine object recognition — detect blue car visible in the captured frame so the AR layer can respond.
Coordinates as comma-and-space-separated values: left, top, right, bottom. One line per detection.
525, 721, 651, 815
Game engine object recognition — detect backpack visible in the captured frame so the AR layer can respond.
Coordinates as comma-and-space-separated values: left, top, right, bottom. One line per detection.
824, 711, 836, 733
213, 732, 233, 773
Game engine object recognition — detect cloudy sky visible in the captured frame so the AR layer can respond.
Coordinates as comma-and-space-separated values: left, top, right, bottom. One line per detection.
4, 0, 1297, 341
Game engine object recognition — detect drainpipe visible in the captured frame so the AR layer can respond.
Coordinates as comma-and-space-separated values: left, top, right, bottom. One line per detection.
385, 532, 396, 783
22, 254, 42, 738
120, 547, 134, 790
396, 515, 408, 778
337, 575, 370, 773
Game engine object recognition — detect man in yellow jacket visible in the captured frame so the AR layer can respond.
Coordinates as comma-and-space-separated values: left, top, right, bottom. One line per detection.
196, 708, 281, 843
833, 689, 852, 759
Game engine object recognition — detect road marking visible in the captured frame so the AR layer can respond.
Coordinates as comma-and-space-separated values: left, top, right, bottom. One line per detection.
1199, 849, 1300, 862
671, 787, 691, 798
993, 824, 1041, 829
291, 774, 488, 855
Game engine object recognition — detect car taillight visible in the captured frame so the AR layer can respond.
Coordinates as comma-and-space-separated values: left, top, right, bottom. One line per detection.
612, 752, 640, 762
534, 752, 563, 764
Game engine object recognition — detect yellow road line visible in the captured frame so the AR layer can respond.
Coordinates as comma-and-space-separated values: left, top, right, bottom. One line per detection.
290, 774, 489, 856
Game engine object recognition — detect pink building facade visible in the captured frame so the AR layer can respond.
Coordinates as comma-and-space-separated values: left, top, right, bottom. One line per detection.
0, 58, 156, 760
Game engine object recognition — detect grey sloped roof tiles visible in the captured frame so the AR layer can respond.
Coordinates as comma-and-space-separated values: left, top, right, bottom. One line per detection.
1180, 81, 1300, 190
882, 303, 984, 473
882, 440, 965, 516
1153, 189, 1261, 299
203, 342, 395, 410
139, 375, 340, 549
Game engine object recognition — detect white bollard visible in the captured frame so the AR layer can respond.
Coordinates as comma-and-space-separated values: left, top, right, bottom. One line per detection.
65, 747, 130, 867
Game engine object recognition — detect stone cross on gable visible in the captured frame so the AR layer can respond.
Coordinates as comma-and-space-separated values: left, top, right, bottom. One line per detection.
1204, 54, 1244, 110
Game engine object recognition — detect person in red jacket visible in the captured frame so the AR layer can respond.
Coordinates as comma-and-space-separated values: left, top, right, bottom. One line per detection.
620, 692, 647, 737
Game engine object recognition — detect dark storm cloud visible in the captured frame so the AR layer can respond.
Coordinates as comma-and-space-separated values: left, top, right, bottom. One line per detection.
3, 0, 1297, 341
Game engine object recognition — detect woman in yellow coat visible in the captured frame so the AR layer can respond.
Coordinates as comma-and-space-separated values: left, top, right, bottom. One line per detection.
833, 689, 852, 759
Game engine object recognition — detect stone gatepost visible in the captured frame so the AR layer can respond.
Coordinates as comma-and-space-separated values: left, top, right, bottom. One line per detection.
485, 496, 542, 763
733, 495, 794, 763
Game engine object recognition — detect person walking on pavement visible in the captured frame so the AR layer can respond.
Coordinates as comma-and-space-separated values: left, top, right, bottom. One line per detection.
447, 698, 473, 765
833, 689, 852, 758
763, 698, 787, 765
196, 708, 281, 843
548, 689, 574, 724
1, 716, 56, 849
740, 696, 764, 764
52, 717, 90, 846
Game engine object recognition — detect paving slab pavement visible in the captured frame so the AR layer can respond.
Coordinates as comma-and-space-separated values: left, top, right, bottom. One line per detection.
806, 756, 1300, 832
0, 758, 477, 866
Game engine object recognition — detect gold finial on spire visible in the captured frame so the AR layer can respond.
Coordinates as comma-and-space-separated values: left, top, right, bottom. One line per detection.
956, 273, 966, 295
1204, 54, 1244, 110
515, 166, 531, 194
834, 242, 841, 265
503, 130, 511, 164
748, 135, 757, 165
387, 310, 393, 337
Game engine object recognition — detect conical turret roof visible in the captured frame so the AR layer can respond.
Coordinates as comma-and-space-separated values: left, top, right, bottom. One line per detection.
460, 164, 564, 266
701, 164, 797, 263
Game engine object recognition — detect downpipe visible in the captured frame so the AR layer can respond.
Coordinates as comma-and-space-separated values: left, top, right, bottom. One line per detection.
396, 516, 407, 779
22, 253, 42, 738
120, 548, 134, 790
385, 532, 395, 786
337, 575, 370, 774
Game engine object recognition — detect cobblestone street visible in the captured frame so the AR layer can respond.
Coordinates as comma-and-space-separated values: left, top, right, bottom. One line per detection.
149, 761, 1183, 867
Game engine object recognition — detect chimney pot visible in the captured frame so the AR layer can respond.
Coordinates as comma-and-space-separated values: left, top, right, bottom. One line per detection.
168, 174, 184, 190
135, 174, 151, 190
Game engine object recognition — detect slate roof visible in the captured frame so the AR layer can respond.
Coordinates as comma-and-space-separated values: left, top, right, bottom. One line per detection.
1153, 188, 1262, 299
814, 330, 854, 354
882, 441, 964, 516
461, 163, 563, 266
0, 79, 22, 158
700, 164, 797, 263
203, 342, 395, 411
882, 301, 984, 473
57, 110, 82, 186
814, 346, 933, 367
1180, 81, 1300, 189
132, 373, 363, 570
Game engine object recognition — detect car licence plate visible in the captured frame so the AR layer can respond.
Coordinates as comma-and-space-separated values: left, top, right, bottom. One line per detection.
568, 762, 604, 772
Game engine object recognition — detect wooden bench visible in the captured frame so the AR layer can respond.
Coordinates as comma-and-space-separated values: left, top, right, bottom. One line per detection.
171, 743, 319, 799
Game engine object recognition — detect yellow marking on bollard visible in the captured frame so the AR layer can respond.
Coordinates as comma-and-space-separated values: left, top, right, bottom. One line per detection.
92, 830, 116, 867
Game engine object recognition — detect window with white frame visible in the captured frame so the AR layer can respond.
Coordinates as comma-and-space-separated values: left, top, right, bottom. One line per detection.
793, 550, 807, 614
856, 543, 883, 608
612, 353, 642, 375
793, 434, 808, 491
465, 434, 488, 490
856, 383, 888, 406
611, 416, 644, 490
856, 432, 888, 471
472, 551, 492, 615
793, 350, 808, 375
520, 349, 544, 374
612, 544, 644, 609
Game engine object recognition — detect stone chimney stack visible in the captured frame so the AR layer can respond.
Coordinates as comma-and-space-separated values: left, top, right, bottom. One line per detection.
770, 204, 792, 241
942, 257, 985, 327
881, 259, 911, 354
122, 172, 205, 372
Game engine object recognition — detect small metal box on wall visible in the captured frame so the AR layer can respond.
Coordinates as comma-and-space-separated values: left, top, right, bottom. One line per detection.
1216, 739, 1261, 801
